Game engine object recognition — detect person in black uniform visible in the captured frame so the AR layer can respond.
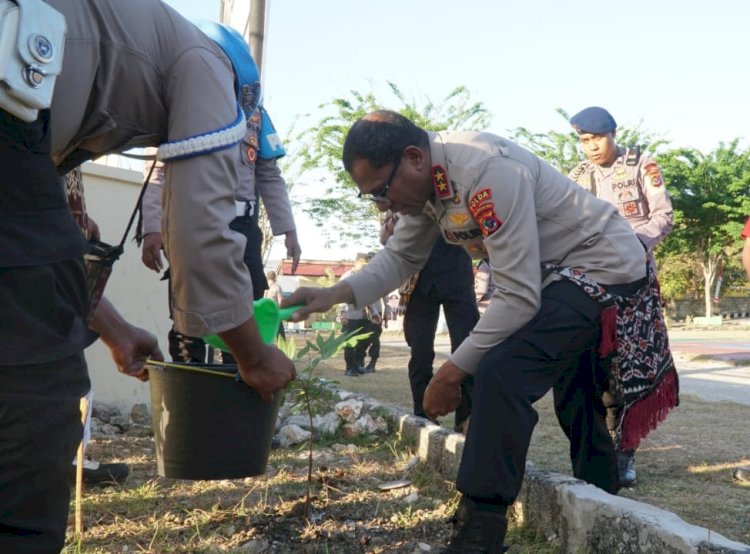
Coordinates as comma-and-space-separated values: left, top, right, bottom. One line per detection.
382, 214, 479, 431
0, 107, 163, 551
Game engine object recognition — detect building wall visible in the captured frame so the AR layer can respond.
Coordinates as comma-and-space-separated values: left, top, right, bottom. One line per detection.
81, 162, 172, 412
666, 296, 750, 321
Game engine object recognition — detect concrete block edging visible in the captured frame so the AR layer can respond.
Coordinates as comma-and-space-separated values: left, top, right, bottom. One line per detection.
371, 404, 750, 554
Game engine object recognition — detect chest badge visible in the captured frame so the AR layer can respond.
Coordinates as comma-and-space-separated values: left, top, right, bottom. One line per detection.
448, 212, 469, 226
432, 164, 453, 199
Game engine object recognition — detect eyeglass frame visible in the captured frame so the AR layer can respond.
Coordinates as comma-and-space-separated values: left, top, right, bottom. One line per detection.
357, 154, 402, 205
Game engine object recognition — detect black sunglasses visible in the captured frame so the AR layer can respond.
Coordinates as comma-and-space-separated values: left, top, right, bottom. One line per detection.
358, 156, 402, 204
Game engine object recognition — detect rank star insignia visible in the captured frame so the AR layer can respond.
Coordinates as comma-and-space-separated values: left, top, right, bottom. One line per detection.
432, 164, 453, 199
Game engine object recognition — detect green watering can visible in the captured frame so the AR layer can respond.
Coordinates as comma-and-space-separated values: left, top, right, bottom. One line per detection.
204, 298, 302, 350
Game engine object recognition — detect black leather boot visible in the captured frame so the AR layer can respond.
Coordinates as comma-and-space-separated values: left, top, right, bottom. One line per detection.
440, 496, 508, 553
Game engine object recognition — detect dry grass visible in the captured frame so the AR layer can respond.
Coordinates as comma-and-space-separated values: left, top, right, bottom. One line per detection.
64, 328, 750, 552
64, 336, 555, 553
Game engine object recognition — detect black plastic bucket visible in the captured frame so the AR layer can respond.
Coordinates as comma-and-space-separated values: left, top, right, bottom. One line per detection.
146, 361, 283, 480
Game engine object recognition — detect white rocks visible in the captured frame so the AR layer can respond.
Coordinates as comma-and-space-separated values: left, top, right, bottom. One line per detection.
277, 424, 311, 447
313, 412, 341, 435
285, 414, 312, 429
335, 398, 364, 423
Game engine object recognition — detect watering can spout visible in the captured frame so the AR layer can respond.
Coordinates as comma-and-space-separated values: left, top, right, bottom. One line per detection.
204, 298, 302, 351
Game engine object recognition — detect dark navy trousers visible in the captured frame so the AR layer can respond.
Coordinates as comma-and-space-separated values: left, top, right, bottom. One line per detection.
456, 280, 620, 503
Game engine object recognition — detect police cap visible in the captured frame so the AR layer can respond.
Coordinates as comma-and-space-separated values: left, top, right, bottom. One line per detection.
570, 107, 617, 134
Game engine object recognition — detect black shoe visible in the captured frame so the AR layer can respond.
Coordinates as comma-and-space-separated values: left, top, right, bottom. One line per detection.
69, 460, 129, 487
344, 369, 361, 377
441, 496, 508, 553
271, 436, 281, 450
363, 361, 376, 373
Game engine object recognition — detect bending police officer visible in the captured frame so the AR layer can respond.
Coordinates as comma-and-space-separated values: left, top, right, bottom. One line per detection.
284, 110, 655, 552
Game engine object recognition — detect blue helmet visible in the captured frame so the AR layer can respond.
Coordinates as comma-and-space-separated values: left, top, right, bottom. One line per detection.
193, 20, 261, 113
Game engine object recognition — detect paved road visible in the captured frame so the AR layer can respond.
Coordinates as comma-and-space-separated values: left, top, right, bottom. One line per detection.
669, 337, 750, 405
380, 331, 750, 406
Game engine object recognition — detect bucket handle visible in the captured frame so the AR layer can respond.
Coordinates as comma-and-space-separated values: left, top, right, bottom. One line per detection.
145, 359, 236, 379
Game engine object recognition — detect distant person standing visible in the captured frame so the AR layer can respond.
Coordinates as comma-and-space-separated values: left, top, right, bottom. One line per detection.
339, 259, 380, 376
382, 212, 479, 431
569, 106, 674, 487
361, 294, 390, 373
265, 271, 286, 339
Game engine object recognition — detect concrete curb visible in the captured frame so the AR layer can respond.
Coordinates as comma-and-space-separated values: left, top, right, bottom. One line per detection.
375, 404, 750, 554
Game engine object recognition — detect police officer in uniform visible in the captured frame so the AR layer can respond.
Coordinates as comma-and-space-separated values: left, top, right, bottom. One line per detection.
47, 0, 295, 393
285, 110, 652, 552
140, 100, 301, 364
0, 1, 295, 548
569, 106, 674, 486
568, 107, 673, 269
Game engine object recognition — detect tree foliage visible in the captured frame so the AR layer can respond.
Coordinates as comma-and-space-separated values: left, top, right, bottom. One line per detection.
655, 140, 750, 315
286, 82, 492, 250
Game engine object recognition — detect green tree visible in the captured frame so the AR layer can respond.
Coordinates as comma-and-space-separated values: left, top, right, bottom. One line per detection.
508, 108, 668, 174
655, 140, 750, 316
286, 82, 492, 250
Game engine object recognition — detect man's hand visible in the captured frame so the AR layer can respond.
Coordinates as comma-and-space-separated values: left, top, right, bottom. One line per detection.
90, 298, 163, 381
103, 325, 164, 381
236, 343, 296, 401
284, 230, 302, 274
141, 232, 164, 272
217, 317, 295, 402
423, 360, 468, 419
283, 283, 354, 322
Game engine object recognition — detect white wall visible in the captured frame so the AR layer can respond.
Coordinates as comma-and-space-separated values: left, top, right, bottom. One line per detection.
82, 162, 172, 413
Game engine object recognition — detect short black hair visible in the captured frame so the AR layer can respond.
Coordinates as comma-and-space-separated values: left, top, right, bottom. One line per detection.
342, 110, 429, 172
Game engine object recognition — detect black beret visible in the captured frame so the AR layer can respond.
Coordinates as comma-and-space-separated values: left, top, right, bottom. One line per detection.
570, 107, 617, 134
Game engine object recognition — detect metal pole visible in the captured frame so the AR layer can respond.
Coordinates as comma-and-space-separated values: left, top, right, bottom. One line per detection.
247, 0, 266, 73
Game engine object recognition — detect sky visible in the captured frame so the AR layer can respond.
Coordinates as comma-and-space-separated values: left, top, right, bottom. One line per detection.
164, 0, 750, 260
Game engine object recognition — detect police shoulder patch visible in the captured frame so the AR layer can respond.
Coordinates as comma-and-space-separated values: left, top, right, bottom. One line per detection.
468, 188, 492, 218
643, 162, 664, 187
475, 207, 502, 237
